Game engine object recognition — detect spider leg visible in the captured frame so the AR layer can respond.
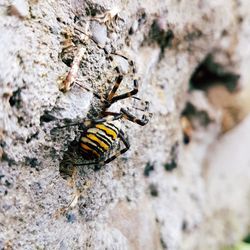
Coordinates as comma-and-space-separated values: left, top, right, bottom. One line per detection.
131, 97, 150, 111
120, 108, 149, 126
113, 80, 138, 103
107, 76, 139, 104
105, 54, 138, 102
52, 113, 123, 131
102, 111, 121, 116
107, 74, 124, 101
104, 130, 130, 164
103, 109, 149, 126
90, 114, 123, 124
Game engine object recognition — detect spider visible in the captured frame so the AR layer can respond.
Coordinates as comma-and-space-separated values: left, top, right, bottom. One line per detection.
59, 65, 149, 172
53, 10, 150, 216
57, 11, 150, 174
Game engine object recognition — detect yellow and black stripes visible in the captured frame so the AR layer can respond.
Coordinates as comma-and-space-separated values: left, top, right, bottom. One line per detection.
79, 121, 120, 160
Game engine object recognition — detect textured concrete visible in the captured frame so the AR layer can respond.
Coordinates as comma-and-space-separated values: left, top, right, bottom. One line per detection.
1, 0, 250, 249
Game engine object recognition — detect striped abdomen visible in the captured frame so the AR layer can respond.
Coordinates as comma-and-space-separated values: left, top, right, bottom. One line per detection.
79, 120, 121, 160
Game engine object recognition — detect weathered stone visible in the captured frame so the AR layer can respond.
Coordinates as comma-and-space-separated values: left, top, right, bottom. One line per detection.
1, 0, 250, 249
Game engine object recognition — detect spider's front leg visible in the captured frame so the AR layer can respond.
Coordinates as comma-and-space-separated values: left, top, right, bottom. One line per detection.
104, 58, 138, 103
103, 62, 150, 126
103, 108, 149, 127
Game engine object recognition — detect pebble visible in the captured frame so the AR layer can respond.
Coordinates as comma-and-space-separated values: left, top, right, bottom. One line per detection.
90, 21, 108, 48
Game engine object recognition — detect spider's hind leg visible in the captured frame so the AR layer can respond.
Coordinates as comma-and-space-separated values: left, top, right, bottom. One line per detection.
104, 130, 130, 164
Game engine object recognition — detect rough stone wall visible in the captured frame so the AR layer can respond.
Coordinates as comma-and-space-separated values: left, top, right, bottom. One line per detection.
1, 0, 250, 249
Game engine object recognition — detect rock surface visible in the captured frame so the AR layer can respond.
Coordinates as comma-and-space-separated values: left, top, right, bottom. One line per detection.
1, 0, 250, 249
